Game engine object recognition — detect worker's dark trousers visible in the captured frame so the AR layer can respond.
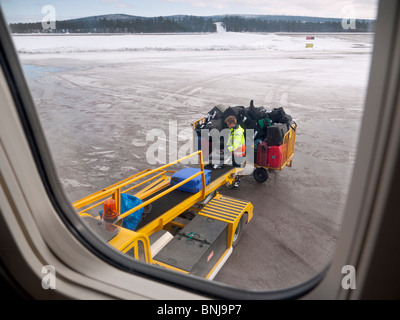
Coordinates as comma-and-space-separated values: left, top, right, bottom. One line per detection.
232, 154, 245, 168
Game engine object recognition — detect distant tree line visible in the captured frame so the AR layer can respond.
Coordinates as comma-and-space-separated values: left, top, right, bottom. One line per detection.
9, 16, 217, 33
9, 15, 375, 34
221, 16, 375, 32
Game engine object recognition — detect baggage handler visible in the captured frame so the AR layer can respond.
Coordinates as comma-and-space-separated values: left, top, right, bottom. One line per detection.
224, 115, 246, 187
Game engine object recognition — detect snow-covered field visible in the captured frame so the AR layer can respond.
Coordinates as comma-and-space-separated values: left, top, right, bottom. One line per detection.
14, 32, 372, 54
14, 32, 374, 291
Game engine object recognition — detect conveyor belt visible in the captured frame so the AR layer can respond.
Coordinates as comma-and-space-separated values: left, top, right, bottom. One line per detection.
135, 165, 234, 230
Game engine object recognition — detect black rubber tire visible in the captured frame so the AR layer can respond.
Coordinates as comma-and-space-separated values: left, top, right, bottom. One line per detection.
232, 215, 246, 248
253, 167, 269, 183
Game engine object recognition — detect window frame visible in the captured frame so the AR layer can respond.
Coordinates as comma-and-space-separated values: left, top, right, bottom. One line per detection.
1, 0, 399, 300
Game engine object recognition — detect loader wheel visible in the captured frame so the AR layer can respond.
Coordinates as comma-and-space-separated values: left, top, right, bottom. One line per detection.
253, 168, 269, 183
232, 215, 245, 248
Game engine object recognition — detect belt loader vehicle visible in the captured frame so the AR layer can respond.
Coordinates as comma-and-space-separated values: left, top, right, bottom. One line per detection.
73, 151, 253, 280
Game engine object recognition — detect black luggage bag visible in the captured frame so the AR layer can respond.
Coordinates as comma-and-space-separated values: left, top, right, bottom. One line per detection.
206, 105, 229, 121
266, 123, 289, 146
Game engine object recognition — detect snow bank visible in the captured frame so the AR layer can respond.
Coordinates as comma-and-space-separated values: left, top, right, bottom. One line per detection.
12, 32, 373, 55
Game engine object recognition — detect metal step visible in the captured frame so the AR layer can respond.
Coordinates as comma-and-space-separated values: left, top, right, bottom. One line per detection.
198, 194, 250, 223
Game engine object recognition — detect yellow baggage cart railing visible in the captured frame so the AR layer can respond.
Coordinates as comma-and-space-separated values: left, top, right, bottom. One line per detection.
252, 123, 296, 182
254, 122, 297, 171
192, 117, 207, 130
73, 150, 207, 220
73, 151, 209, 266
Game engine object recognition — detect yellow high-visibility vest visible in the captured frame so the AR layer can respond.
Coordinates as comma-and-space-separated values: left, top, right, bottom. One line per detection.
227, 125, 246, 157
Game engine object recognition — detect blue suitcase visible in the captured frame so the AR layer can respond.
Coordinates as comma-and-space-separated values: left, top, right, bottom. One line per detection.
170, 168, 211, 193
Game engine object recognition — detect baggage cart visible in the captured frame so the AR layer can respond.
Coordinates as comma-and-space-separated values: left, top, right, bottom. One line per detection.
252, 123, 297, 183
192, 118, 297, 183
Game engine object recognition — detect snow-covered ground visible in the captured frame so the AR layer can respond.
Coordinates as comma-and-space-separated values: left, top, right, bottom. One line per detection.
14, 32, 374, 291
13, 32, 373, 54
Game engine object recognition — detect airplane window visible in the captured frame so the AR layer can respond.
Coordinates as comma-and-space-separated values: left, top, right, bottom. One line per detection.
0, 0, 379, 295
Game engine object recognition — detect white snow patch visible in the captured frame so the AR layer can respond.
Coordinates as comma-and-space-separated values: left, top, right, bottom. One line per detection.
93, 166, 110, 171
61, 178, 92, 188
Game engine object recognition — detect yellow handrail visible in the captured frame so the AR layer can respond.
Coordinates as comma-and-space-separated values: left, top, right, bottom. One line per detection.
73, 169, 153, 209
287, 123, 297, 160
192, 117, 207, 130
74, 151, 207, 220
75, 171, 167, 215
130, 233, 152, 263
74, 170, 168, 215
282, 123, 296, 165
119, 170, 203, 220
119, 151, 206, 219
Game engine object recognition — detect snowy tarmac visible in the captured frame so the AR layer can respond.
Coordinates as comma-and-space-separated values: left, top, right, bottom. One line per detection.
14, 32, 374, 291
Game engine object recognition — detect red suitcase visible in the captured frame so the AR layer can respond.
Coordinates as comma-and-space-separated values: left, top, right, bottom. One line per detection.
256, 141, 269, 166
268, 145, 284, 168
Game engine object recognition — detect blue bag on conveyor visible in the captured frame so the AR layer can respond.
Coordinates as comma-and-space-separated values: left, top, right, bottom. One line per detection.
99, 193, 143, 231
170, 168, 211, 193
120, 193, 143, 230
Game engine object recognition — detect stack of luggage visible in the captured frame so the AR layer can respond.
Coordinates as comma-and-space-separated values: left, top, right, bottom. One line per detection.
194, 100, 295, 168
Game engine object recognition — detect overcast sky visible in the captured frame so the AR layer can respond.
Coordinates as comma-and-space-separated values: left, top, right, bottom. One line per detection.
0, 0, 378, 23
